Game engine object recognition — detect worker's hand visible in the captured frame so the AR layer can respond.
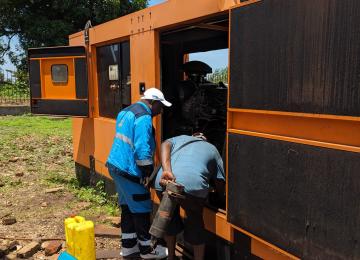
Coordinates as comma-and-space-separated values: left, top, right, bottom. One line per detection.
159, 170, 175, 187
142, 176, 151, 189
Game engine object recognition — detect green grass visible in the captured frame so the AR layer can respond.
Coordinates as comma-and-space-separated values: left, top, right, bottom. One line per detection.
0, 114, 119, 217
0, 114, 72, 137
0, 175, 23, 191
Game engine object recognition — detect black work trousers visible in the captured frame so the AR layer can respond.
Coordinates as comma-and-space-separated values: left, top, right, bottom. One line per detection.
121, 204, 153, 254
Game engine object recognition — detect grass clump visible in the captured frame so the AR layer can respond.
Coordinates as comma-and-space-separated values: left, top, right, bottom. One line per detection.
71, 181, 120, 217
45, 173, 119, 217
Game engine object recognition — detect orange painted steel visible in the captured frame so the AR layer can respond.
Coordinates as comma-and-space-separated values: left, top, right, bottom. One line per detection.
228, 108, 360, 121
30, 56, 85, 60
130, 31, 159, 102
228, 128, 360, 154
89, 46, 99, 118
85, 0, 223, 46
30, 55, 87, 100
230, 224, 300, 260
40, 58, 76, 99
227, 0, 262, 10
203, 208, 233, 243
228, 109, 360, 151
72, 118, 95, 168
225, 7, 231, 217
251, 238, 300, 260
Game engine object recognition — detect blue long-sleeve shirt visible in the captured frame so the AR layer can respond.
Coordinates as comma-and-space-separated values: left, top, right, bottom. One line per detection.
107, 102, 155, 178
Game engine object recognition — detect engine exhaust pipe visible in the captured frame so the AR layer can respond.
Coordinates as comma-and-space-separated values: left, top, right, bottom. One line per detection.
150, 181, 185, 238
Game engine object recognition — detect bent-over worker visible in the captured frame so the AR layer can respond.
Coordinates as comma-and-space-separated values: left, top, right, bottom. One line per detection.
154, 133, 225, 260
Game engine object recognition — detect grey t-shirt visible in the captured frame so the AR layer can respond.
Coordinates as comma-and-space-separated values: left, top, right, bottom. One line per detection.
154, 135, 225, 198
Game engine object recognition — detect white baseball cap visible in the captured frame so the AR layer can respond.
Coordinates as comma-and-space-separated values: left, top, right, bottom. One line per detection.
141, 88, 172, 107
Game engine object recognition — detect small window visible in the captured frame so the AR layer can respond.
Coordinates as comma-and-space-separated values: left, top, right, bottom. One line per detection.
51, 64, 68, 83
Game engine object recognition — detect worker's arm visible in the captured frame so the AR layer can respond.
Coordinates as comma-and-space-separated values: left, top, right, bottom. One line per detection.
161, 140, 172, 172
159, 140, 176, 187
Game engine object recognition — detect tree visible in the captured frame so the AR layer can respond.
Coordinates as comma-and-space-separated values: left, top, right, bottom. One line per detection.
207, 67, 228, 84
0, 0, 148, 69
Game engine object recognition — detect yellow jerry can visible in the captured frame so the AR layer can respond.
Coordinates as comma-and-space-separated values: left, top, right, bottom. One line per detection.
64, 216, 96, 260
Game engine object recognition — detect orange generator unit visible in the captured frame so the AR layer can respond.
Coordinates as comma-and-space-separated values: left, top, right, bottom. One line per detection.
28, 0, 360, 259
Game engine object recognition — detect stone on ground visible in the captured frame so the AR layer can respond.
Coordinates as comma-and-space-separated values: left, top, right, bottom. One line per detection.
105, 216, 121, 228
45, 187, 64, 193
16, 241, 40, 258
2, 217, 16, 225
5, 252, 17, 260
44, 240, 63, 256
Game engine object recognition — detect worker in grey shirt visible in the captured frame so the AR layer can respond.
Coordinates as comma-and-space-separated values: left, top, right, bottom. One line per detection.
154, 133, 225, 260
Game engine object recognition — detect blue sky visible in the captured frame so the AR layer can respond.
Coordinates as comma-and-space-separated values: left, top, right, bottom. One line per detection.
1, 37, 17, 72
149, 0, 166, 5
2, 0, 227, 71
189, 49, 228, 71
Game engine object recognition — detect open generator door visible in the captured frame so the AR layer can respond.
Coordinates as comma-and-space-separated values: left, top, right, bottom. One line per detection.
28, 46, 89, 117
227, 1, 360, 259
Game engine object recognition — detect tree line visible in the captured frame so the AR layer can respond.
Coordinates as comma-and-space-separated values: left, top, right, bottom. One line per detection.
0, 0, 148, 71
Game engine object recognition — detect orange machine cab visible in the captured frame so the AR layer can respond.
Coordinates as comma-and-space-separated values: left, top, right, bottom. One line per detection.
28, 0, 360, 259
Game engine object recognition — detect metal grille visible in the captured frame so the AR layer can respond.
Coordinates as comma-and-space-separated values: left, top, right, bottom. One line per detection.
0, 70, 30, 105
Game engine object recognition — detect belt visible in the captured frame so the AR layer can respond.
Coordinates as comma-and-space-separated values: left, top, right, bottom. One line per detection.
106, 163, 143, 184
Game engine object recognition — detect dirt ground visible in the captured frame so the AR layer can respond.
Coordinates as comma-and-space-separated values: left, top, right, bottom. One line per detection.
0, 115, 121, 259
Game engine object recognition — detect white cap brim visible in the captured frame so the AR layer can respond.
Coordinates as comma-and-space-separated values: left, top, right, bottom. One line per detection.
160, 100, 172, 107
141, 96, 172, 107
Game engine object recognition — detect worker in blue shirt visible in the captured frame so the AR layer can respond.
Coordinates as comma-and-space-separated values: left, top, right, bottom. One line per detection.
106, 88, 171, 259
154, 133, 225, 260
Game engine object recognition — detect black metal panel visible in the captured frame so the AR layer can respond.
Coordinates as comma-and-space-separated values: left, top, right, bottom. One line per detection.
230, 0, 360, 116
28, 46, 86, 58
31, 99, 88, 116
183, 36, 228, 54
29, 60, 41, 98
227, 133, 360, 259
75, 58, 88, 99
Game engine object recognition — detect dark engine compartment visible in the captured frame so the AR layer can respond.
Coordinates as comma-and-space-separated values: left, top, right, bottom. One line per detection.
165, 61, 227, 154
160, 16, 229, 210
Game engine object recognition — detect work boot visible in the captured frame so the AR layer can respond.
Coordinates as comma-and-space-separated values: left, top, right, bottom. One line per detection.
140, 244, 168, 259
120, 243, 140, 258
